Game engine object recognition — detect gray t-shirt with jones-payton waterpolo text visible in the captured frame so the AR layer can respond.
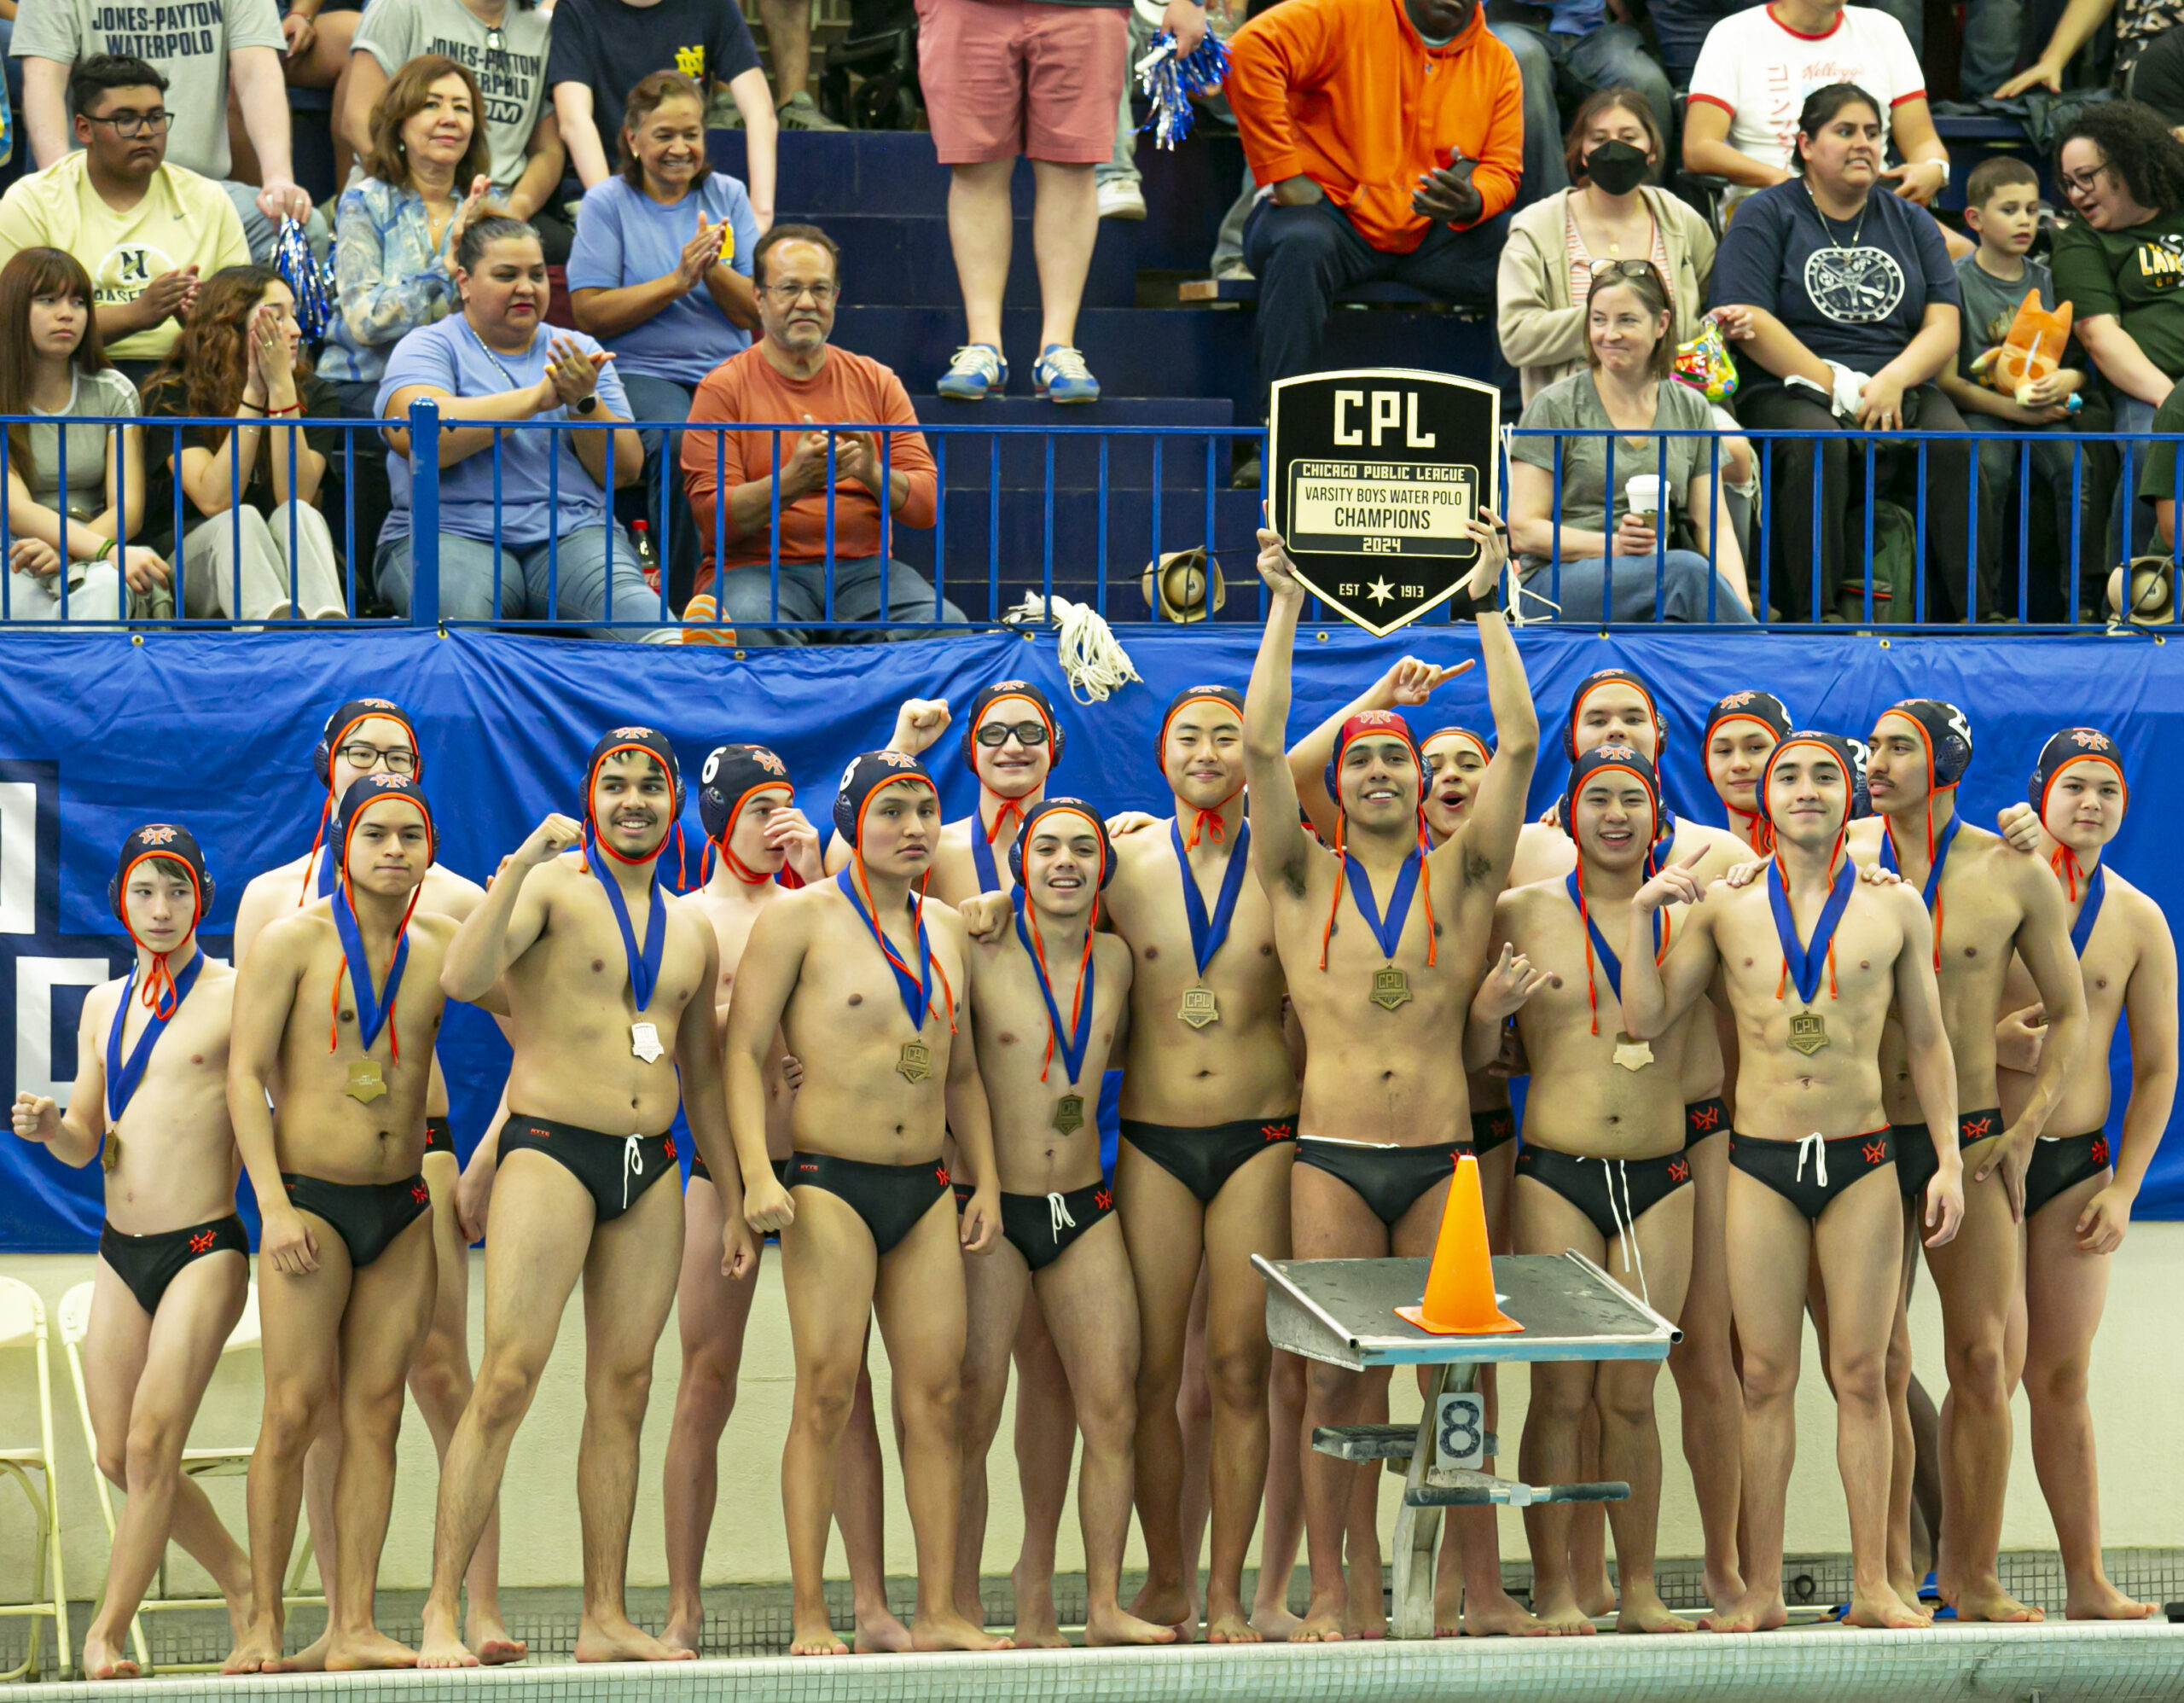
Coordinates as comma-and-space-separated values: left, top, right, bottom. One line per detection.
354, 0, 552, 196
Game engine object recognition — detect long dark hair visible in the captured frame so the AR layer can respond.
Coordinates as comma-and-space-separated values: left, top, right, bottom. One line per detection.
0, 247, 107, 481
2057, 99, 2184, 216
1792, 83, 1883, 178
1564, 88, 1664, 188
142, 266, 306, 456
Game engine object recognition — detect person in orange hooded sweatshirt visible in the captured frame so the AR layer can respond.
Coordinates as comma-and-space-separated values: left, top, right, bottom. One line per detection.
1226, 0, 1524, 421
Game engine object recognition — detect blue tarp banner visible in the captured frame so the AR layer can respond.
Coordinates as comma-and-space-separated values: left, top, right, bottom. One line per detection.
3, 622, 2177, 1250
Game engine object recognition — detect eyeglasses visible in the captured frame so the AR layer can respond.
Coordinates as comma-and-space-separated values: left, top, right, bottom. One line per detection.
84, 110, 169, 138
337, 742, 418, 775
762, 282, 839, 305
973, 721, 1050, 748
1589, 259, 1662, 283
485, 26, 504, 50
2058, 165, 2108, 197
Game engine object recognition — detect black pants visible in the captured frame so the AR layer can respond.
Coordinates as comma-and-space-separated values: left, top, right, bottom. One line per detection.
1739, 382, 1990, 624
1242, 198, 1505, 419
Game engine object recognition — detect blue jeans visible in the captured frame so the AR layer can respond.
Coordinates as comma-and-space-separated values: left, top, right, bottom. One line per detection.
375, 523, 667, 639
713, 553, 968, 644
1489, 16, 1674, 164
1484, 19, 1570, 203
619, 373, 700, 612
1519, 550, 1755, 623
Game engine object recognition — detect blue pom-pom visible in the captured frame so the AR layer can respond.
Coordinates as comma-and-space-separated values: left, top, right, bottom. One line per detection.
1136, 29, 1230, 151
275, 216, 334, 341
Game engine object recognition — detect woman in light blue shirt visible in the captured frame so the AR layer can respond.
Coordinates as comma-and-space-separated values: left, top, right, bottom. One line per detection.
321, 55, 496, 413
568, 69, 761, 608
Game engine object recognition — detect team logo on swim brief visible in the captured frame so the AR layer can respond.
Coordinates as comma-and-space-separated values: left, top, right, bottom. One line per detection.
1804, 245, 1905, 325
138, 825, 178, 846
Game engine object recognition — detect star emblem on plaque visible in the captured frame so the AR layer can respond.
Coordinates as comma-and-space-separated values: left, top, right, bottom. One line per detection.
1265, 369, 1500, 635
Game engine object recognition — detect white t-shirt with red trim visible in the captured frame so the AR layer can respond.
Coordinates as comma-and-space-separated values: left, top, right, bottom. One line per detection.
1688, 3, 1925, 203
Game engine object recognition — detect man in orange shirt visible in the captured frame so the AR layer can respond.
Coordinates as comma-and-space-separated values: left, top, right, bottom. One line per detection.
680, 224, 968, 644
1227, 0, 1524, 422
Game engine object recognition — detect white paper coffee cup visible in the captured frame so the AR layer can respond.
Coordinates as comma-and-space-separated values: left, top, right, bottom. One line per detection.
1624, 474, 1664, 520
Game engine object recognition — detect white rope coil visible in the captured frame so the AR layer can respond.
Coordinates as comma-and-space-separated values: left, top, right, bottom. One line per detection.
1003, 594, 1144, 705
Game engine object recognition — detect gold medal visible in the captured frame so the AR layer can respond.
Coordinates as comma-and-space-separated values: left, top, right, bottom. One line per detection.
101, 1132, 121, 1173
1612, 1032, 1654, 1072
1371, 967, 1413, 1011
1052, 1094, 1086, 1135
1787, 1010, 1830, 1056
896, 1040, 932, 1083
631, 1020, 665, 1064
1178, 986, 1220, 1029
345, 1059, 388, 1103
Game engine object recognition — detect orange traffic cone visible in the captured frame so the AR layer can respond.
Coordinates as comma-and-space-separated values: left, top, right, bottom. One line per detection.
1396, 1153, 1521, 1335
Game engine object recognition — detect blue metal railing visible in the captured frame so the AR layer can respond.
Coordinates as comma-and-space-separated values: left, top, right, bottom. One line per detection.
0, 406, 2177, 634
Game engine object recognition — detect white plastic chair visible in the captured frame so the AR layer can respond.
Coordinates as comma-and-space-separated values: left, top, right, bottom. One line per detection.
0, 1276, 69, 1680
59, 1280, 322, 1675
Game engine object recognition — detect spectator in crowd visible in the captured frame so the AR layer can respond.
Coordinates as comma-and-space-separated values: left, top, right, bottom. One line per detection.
142, 265, 349, 621
1497, 90, 1721, 404
1225, 0, 1520, 447
1508, 260, 1755, 622
1710, 83, 1985, 623
11, 0, 310, 261
1682, 0, 1949, 214
569, 69, 761, 611
0, 56, 251, 389
1937, 155, 2113, 619
1486, 0, 1674, 173
322, 56, 494, 415
924, 0, 1136, 404
276, 0, 365, 188
2002, 0, 2184, 96
2123, 25, 2184, 130
346, 0, 570, 263
375, 215, 658, 638
548, 0, 775, 226
0, 245, 166, 619
1649, 0, 1925, 87
1096, 0, 1236, 222
680, 224, 965, 642
752, 0, 846, 130
2050, 101, 2184, 556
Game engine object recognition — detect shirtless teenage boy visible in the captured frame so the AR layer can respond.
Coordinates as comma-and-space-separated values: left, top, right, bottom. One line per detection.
423, 728, 746, 1667
229, 698, 518, 1666
1477, 745, 1700, 1636
226, 777, 455, 1672
957, 799, 1173, 1647
659, 744, 911, 1655
1995, 729, 2174, 1620
1621, 731, 1964, 1633
728, 753, 1008, 1657
1865, 700, 2088, 1624
1242, 520, 1536, 1643
15, 828, 248, 1680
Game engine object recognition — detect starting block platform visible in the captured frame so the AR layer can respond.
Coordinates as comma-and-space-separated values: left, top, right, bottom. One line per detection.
1256, 1250, 1681, 1638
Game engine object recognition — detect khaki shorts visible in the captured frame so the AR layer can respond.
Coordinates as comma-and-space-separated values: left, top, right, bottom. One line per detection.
916, 0, 1130, 164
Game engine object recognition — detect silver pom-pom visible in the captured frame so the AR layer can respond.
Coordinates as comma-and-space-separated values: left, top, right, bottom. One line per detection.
1136, 28, 1230, 151
274, 215, 333, 341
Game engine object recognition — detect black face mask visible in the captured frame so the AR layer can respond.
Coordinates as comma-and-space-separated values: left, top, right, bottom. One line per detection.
1584, 139, 1651, 196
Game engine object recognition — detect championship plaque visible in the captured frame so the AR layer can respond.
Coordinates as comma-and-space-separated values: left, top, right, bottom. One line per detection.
1266, 369, 1501, 636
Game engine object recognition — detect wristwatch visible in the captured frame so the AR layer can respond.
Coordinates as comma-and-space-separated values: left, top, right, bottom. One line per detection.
575, 394, 598, 416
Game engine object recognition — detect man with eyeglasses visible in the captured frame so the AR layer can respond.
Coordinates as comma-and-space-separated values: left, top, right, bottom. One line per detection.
0, 54, 247, 386
681, 223, 969, 643
228, 698, 529, 1669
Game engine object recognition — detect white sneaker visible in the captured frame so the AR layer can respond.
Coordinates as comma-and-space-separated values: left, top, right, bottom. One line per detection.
1097, 178, 1147, 220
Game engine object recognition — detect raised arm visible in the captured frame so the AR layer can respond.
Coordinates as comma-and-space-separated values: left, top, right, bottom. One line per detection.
1287, 657, 1473, 843
1889, 890, 1962, 1244
1618, 848, 1719, 1038
1448, 531, 1538, 891
441, 817, 575, 1000
9, 991, 110, 1166
1242, 529, 1316, 901
226, 923, 317, 1276
723, 898, 805, 1231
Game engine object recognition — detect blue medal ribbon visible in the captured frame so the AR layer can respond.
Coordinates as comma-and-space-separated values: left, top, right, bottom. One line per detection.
334, 885, 412, 1050
1013, 890, 1095, 1084
1344, 846, 1423, 962
585, 823, 666, 1013
1768, 857, 1855, 1004
1565, 872, 1660, 1001
835, 867, 935, 1032
316, 844, 339, 899
105, 950, 204, 1125
972, 823, 1003, 897
1879, 811, 1960, 915
2070, 863, 2106, 959
1172, 817, 1251, 979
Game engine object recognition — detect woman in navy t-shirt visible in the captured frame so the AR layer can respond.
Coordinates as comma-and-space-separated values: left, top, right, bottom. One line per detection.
1711, 83, 1991, 624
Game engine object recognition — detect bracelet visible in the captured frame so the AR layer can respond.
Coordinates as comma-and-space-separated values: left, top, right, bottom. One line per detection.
267, 402, 303, 417
93, 537, 117, 562
236, 401, 264, 416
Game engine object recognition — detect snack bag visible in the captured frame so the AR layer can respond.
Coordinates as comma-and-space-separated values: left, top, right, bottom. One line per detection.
1972, 293, 2071, 402
1673, 318, 1738, 405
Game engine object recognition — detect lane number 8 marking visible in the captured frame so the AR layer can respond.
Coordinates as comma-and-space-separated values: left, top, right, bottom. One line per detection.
1434, 1392, 1484, 1468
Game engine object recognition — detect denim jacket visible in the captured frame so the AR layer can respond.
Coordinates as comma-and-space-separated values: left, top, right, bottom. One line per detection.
318, 177, 461, 387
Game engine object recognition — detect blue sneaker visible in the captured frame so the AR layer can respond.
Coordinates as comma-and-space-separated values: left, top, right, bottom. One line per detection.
938, 343, 1007, 399
1033, 344, 1101, 404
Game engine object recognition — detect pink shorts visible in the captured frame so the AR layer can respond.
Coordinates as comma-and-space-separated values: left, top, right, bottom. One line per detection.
916, 0, 1129, 165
